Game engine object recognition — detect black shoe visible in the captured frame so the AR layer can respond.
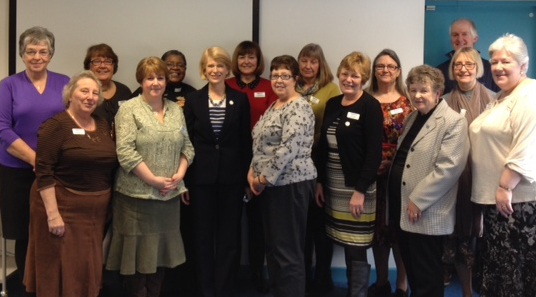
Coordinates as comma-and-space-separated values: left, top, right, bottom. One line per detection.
368, 282, 392, 297
311, 280, 334, 296
252, 273, 269, 294
393, 288, 408, 297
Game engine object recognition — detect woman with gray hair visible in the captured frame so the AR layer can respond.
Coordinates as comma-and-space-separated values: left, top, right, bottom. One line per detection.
24, 70, 118, 297
388, 65, 469, 297
469, 33, 536, 296
0, 26, 69, 285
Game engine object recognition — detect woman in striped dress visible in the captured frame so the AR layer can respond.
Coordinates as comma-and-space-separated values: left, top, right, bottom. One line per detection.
315, 52, 383, 296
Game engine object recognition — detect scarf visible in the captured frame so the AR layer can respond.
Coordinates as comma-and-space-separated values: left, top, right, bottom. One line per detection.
296, 81, 319, 102
449, 82, 494, 124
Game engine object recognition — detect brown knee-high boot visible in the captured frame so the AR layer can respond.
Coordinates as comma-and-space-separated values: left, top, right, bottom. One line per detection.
124, 273, 147, 297
146, 268, 165, 297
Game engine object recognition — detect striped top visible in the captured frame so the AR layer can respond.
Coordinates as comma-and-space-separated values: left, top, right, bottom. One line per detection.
209, 99, 226, 138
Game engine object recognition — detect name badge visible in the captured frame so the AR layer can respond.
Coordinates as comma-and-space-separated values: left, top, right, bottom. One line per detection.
310, 97, 320, 104
460, 109, 467, 117
254, 92, 266, 98
174, 87, 182, 93
347, 112, 360, 120
390, 108, 403, 115
72, 128, 85, 135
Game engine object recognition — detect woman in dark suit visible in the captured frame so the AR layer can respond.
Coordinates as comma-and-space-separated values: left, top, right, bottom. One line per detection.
183, 46, 252, 297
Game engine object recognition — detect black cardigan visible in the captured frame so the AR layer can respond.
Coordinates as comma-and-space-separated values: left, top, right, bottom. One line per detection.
316, 92, 383, 193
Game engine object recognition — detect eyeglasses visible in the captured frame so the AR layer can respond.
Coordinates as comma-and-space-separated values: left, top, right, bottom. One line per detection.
270, 74, 294, 81
25, 50, 50, 57
166, 63, 186, 69
375, 64, 399, 71
91, 59, 114, 66
453, 62, 476, 70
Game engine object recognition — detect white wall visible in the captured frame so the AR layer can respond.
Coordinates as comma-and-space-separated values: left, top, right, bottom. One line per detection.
260, 0, 424, 84
1, 0, 9, 79
2, 0, 425, 270
9, 0, 425, 91
14, 0, 253, 90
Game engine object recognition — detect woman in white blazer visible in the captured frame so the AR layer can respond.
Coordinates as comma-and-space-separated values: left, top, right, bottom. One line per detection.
387, 65, 469, 297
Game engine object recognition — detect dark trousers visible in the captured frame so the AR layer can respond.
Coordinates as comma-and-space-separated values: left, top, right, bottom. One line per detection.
190, 183, 244, 297
397, 228, 444, 297
261, 179, 314, 297
245, 194, 266, 278
304, 200, 333, 287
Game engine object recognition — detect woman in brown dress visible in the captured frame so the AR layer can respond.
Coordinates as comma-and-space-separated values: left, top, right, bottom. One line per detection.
24, 71, 118, 297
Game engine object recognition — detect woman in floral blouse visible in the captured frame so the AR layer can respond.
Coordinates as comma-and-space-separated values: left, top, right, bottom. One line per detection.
248, 55, 317, 297
366, 49, 412, 297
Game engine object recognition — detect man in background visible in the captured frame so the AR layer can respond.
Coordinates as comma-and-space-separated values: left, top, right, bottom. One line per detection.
436, 18, 499, 94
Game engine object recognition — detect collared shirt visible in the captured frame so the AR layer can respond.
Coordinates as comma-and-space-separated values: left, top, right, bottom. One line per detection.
235, 75, 260, 90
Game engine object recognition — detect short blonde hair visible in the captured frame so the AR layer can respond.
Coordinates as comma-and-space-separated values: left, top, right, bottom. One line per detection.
337, 51, 372, 85
448, 47, 484, 80
135, 56, 169, 84
199, 46, 232, 80
62, 70, 103, 107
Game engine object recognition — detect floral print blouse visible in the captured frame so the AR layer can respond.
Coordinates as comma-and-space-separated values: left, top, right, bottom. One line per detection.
251, 97, 317, 186
381, 96, 412, 161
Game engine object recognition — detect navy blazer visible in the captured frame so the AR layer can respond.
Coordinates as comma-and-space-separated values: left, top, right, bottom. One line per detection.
183, 83, 252, 186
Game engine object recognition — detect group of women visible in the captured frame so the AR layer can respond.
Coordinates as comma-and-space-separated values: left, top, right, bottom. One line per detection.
0, 25, 535, 297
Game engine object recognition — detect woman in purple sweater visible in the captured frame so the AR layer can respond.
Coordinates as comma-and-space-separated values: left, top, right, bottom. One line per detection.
0, 26, 69, 285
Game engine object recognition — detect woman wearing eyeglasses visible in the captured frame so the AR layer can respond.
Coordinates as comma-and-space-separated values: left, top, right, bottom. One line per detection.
133, 50, 196, 107
366, 49, 412, 297
249, 55, 316, 297
84, 43, 132, 129
315, 52, 383, 297
442, 47, 494, 297
0, 26, 69, 286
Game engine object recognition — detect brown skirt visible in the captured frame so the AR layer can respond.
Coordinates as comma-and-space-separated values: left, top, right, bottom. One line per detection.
24, 182, 111, 297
